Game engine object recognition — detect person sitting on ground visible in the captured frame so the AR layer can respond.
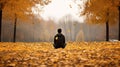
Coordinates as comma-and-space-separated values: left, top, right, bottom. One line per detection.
53, 28, 66, 49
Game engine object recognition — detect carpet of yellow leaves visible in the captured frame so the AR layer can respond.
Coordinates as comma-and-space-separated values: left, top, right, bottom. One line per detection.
0, 42, 120, 67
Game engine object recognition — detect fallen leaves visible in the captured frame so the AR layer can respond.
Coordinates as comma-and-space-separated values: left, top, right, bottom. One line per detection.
0, 42, 120, 67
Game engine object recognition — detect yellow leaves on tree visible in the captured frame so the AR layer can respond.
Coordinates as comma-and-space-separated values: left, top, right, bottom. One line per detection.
3, 0, 32, 21
83, 0, 120, 24
0, 0, 51, 22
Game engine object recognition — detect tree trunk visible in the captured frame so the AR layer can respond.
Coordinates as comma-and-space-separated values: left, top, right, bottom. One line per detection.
0, 9, 2, 42
106, 21, 109, 41
106, 10, 109, 41
119, 6, 120, 41
13, 14, 17, 42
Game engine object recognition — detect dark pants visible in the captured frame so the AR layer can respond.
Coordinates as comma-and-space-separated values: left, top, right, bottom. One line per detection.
53, 43, 66, 49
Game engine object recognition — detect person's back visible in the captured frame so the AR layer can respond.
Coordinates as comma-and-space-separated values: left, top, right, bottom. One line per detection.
53, 29, 66, 49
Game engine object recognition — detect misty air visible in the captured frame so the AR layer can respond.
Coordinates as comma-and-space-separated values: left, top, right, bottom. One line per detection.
0, 0, 120, 67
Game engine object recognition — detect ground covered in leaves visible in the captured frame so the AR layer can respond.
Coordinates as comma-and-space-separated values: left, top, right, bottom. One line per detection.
0, 42, 120, 67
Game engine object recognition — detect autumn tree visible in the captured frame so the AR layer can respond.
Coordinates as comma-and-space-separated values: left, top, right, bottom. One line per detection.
0, 0, 51, 42
82, 0, 120, 41
0, 1, 5, 42
119, 6, 120, 40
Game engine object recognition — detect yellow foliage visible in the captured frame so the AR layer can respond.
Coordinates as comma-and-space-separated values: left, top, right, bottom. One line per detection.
0, 0, 51, 22
83, 0, 120, 24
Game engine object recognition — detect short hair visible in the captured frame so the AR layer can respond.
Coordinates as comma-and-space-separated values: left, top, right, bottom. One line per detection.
58, 28, 62, 33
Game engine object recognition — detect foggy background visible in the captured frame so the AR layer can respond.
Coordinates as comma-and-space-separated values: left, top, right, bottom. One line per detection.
1, 14, 119, 42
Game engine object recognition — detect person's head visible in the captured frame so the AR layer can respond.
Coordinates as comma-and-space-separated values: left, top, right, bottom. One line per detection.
57, 28, 62, 33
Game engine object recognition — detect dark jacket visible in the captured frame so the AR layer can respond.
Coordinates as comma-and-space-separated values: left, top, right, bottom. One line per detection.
54, 33, 65, 47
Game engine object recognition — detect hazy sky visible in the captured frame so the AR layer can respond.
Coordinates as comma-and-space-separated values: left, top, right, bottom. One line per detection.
34, 0, 85, 22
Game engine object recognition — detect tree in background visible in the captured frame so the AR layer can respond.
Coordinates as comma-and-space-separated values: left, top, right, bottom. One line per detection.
0, 1, 5, 42
81, 0, 120, 41
119, 6, 120, 40
0, 0, 51, 42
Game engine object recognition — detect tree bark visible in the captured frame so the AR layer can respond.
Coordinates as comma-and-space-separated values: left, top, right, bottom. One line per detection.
106, 21, 109, 41
119, 6, 120, 41
105, 10, 109, 41
13, 14, 17, 42
0, 10, 2, 42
